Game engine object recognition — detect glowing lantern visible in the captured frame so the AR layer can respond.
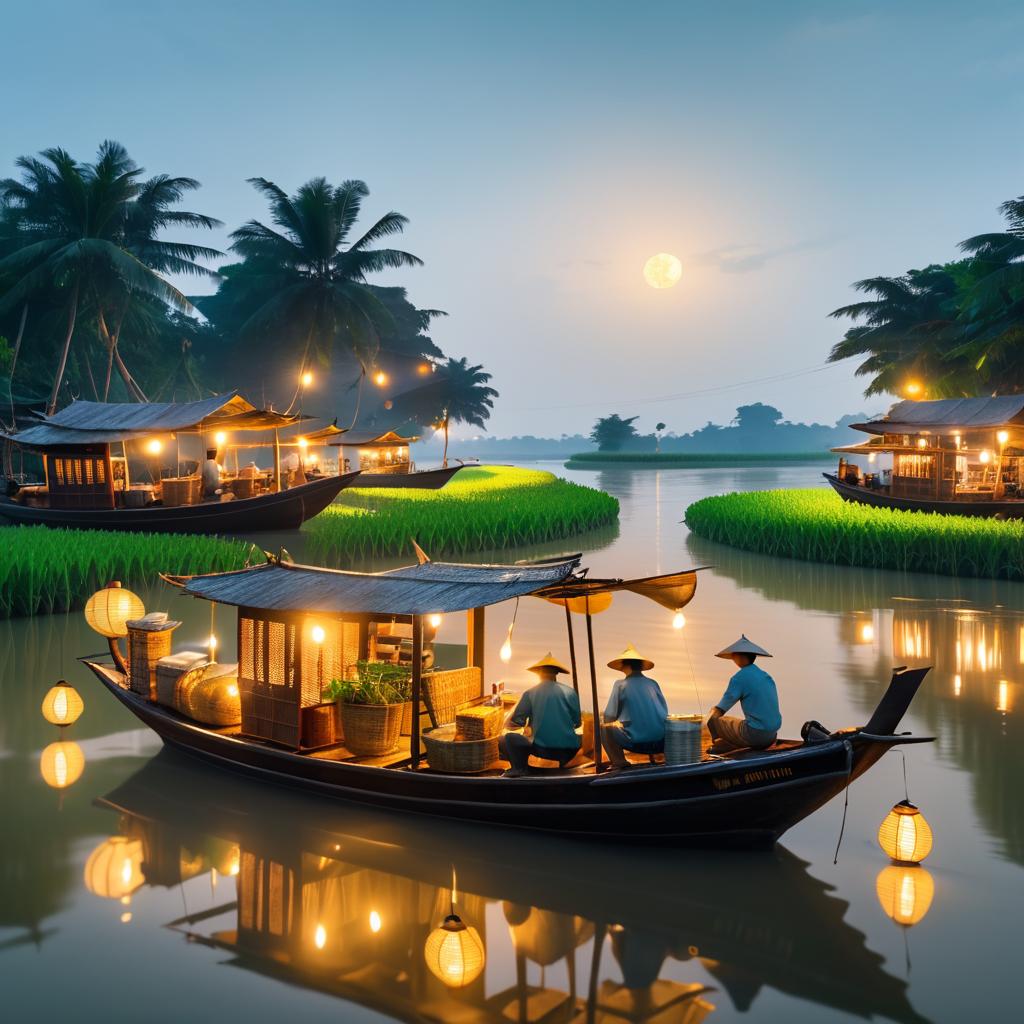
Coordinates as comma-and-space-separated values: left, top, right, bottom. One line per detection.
905, 381, 922, 397
41, 680, 84, 727
373, 370, 388, 387
84, 584, 145, 639
858, 621, 875, 644
214, 431, 227, 447
980, 450, 991, 464
369, 910, 382, 933
298, 436, 308, 450
878, 800, 934, 863
84, 836, 145, 900
301, 371, 314, 387
876, 865, 934, 927
424, 913, 485, 988
500, 624, 514, 663
311, 625, 326, 645
672, 611, 686, 630
998, 430, 1009, 445
146, 438, 163, 456
428, 613, 443, 629
917, 437, 927, 449
314, 923, 327, 950
39, 740, 85, 789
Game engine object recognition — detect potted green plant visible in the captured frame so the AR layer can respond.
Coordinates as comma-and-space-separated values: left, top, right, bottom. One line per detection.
323, 661, 411, 756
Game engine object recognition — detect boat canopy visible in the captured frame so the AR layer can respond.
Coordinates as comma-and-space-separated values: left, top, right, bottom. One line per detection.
165, 554, 582, 615
3, 391, 304, 449
855, 396, 1024, 435
330, 429, 420, 447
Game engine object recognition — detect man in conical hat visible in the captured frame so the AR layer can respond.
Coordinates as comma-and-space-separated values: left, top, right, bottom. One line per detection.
499, 653, 582, 777
708, 635, 781, 753
601, 644, 669, 769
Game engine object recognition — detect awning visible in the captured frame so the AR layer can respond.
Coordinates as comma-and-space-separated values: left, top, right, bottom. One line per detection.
331, 429, 420, 447
536, 569, 706, 613
855, 397, 1024, 435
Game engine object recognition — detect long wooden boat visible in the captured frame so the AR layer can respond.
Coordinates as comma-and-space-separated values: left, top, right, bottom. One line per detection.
824, 472, 1024, 517
353, 464, 462, 489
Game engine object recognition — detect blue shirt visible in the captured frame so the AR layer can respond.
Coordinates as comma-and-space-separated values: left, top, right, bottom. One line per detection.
603, 674, 669, 744
717, 663, 782, 732
510, 680, 582, 750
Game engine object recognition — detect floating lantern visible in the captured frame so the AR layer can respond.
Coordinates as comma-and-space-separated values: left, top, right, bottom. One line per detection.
878, 800, 934, 864
672, 611, 686, 630
424, 914, 485, 988
39, 740, 84, 789
369, 910, 382, 933
84, 583, 145, 638
876, 865, 934, 927
41, 680, 84, 727
428, 613, 443, 629
84, 836, 145, 900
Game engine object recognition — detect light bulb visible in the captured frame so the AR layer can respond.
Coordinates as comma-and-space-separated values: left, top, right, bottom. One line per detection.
146, 439, 163, 456
314, 923, 327, 950
373, 370, 388, 387
298, 437, 308, 449
208, 634, 218, 652
672, 611, 686, 630
998, 430, 1009, 445
428, 613, 443, 629
980, 450, 991, 464
312, 625, 326, 644
301, 371, 314, 387
369, 910, 382, 933
214, 431, 227, 446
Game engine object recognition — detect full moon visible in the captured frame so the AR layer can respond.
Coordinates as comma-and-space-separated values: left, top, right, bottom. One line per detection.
643, 252, 682, 289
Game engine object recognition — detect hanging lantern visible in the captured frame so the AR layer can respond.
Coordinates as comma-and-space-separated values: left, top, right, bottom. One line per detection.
428, 613, 443, 629
39, 740, 85, 789
84, 583, 145, 638
876, 865, 934, 927
672, 611, 686, 630
424, 913, 485, 988
83, 836, 145, 900
878, 800, 934, 864
41, 680, 84, 727
499, 629, 513, 663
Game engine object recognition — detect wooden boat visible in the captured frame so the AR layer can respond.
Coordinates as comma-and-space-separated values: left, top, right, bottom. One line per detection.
353, 464, 462, 489
829, 395, 1024, 517
80, 552, 933, 846
0, 391, 363, 533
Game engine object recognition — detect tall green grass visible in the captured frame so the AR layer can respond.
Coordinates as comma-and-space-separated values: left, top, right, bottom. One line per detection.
685, 488, 1024, 580
0, 526, 253, 618
566, 451, 833, 467
307, 465, 619, 562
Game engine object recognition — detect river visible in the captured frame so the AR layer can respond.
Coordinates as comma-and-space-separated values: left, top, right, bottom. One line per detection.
2, 461, 1019, 1023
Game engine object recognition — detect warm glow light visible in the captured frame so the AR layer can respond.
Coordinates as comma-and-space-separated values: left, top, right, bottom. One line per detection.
954, 433, 961, 449
214, 431, 227, 447
41, 681, 84, 727
997, 679, 1010, 713
311, 625, 326, 644
876, 865, 935, 927
859, 622, 875, 644
418, 363, 431, 375
917, 437, 928, 449
84, 585, 145, 638
40, 740, 85, 789
643, 252, 682, 289
954, 673, 962, 697
980, 450, 991, 464
673, 611, 686, 630
314, 923, 327, 950
309, 453, 318, 464
373, 370, 388, 387
428, 613, 443, 629
84, 837, 144, 899
120, 911, 132, 924
298, 436, 309, 449
227, 683, 239, 698
878, 800, 934, 864
301, 371, 314, 387
369, 910, 382, 933
424, 915, 486, 988
208, 634, 218, 653
146, 439, 163, 456
998, 430, 1010, 445
904, 381, 922, 397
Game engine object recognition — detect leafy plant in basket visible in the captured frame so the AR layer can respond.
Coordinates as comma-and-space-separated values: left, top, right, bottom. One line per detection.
323, 661, 411, 705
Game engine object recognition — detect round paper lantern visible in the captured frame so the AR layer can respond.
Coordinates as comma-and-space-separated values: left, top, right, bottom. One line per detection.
41, 680, 84, 727
84, 584, 145, 639
83, 836, 145, 900
424, 914, 485, 988
876, 865, 934, 927
39, 740, 85, 789
878, 800, 934, 864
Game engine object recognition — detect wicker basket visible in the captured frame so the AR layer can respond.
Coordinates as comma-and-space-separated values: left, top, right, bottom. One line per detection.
301, 703, 336, 747
456, 704, 503, 740
339, 702, 403, 756
423, 724, 500, 774
128, 622, 178, 699
161, 475, 202, 507
421, 666, 483, 727
665, 714, 704, 765
176, 667, 241, 727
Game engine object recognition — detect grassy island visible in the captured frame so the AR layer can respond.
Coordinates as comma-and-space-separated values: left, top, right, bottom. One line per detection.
306, 465, 619, 562
685, 488, 1024, 580
0, 526, 253, 618
565, 451, 833, 469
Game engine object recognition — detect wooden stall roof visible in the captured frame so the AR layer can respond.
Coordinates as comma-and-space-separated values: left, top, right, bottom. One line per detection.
164, 554, 582, 615
329, 428, 420, 447
854, 396, 1024, 435
2, 391, 304, 449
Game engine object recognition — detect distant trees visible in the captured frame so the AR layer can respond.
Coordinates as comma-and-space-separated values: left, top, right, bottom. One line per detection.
655, 421, 666, 452
591, 414, 640, 451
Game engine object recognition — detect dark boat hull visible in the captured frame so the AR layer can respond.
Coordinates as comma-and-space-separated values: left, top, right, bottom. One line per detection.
0, 472, 359, 533
83, 660, 898, 845
824, 472, 1024, 518
353, 465, 463, 489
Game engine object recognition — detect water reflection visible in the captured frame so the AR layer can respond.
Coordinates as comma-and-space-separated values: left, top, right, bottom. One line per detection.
89, 750, 929, 1023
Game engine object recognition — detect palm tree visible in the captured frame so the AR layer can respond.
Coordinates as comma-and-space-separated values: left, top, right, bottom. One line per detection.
228, 177, 422, 412
429, 357, 498, 467
0, 142, 220, 412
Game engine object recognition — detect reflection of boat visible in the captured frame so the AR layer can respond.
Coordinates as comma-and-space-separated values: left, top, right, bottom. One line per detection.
82, 552, 933, 846
93, 749, 930, 1024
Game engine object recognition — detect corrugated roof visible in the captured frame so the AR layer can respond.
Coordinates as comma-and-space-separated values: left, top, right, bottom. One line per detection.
858, 396, 1024, 434
171, 556, 582, 615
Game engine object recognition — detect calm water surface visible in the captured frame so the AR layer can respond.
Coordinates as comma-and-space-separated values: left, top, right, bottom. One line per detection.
2, 461, 1020, 1023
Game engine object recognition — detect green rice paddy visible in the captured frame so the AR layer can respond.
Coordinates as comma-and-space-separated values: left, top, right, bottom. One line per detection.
0, 525, 253, 618
307, 465, 619, 562
685, 488, 1024, 580
566, 451, 833, 468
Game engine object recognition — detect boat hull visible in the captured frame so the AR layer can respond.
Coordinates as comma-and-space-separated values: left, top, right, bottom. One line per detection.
353, 465, 463, 489
824, 472, 1024, 517
84, 660, 874, 845
0, 472, 359, 533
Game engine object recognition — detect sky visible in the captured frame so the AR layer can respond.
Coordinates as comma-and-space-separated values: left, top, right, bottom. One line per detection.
4, 0, 1024, 437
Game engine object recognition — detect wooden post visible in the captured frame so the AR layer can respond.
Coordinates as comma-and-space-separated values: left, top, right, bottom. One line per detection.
468, 606, 485, 673
564, 602, 580, 695
585, 601, 603, 773
411, 614, 423, 769
273, 428, 282, 493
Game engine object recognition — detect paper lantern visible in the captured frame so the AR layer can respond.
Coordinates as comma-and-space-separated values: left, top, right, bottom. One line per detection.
84, 584, 145, 638
878, 800, 933, 864
876, 865, 934, 927
39, 740, 84, 789
424, 914, 485, 988
84, 836, 145, 900
41, 680, 84, 727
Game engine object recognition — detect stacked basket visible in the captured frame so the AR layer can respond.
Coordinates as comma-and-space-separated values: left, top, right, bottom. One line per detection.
664, 714, 704, 765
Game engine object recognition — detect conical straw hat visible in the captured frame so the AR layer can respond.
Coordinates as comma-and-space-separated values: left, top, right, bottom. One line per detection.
526, 652, 571, 675
607, 643, 655, 673
715, 634, 772, 659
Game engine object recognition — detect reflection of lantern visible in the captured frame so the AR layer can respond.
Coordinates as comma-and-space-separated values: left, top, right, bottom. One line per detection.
84, 836, 145, 900
39, 741, 85, 789
878, 800, 934, 863
424, 914, 485, 988
41, 680, 84, 726
876, 865, 934, 927
84, 584, 144, 638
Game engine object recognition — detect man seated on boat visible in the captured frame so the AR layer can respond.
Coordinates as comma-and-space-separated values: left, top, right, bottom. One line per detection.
499, 654, 581, 777
707, 635, 781, 753
600, 644, 668, 769
201, 449, 223, 496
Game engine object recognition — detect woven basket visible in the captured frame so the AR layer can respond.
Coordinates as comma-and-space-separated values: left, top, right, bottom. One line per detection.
176, 669, 241, 727
456, 704, 503, 740
230, 477, 259, 500
339, 702, 403, 756
161, 475, 202, 507
128, 626, 176, 699
665, 714, 704, 765
423, 724, 500, 774
301, 703, 336, 748
421, 666, 483, 727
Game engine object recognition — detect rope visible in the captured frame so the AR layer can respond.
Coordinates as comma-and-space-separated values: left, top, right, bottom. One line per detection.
900, 749, 910, 802
832, 775, 851, 866
680, 629, 703, 718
